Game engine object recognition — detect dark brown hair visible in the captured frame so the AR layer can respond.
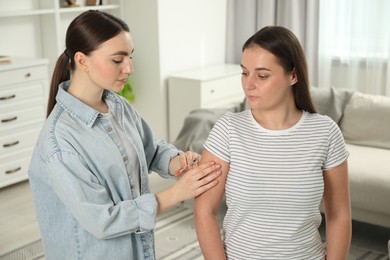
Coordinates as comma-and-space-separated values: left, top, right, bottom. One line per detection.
242, 26, 316, 113
46, 10, 130, 117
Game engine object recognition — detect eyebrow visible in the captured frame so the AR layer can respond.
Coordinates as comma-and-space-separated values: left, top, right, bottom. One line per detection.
240, 64, 271, 71
111, 49, 135, 56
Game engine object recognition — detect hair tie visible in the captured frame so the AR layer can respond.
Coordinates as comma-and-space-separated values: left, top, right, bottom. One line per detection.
64, 49, 71, 59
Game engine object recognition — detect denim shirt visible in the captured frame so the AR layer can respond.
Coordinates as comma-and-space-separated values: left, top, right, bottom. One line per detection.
28, 81, 179, 260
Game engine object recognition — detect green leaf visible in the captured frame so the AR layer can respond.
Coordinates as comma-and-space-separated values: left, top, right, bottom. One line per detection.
118, 80, 135, 103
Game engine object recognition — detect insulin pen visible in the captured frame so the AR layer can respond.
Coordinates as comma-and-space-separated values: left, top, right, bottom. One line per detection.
176, 156, 200, 175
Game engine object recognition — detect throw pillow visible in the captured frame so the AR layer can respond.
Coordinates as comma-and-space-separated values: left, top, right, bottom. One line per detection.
310, 86, 354, 125
340, 92, 390, 150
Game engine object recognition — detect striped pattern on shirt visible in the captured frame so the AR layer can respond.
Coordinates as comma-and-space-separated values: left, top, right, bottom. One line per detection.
204, 110, 349, 260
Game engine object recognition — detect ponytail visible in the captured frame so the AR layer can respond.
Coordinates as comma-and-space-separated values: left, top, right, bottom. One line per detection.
46, 53, 71, 117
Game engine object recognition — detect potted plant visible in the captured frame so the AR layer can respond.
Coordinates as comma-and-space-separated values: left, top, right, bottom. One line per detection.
118, 80, 135, 103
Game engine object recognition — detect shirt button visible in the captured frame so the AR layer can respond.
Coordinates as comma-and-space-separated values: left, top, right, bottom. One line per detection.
130, 184, 135, 189
107, 127, 112, 132
123, 156, 128, 163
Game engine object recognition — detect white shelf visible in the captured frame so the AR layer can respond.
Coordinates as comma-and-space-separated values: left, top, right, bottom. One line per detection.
58, 4, 120, 13
0, 0, 124, 75
0, 5, 121, 17
0, 9, 55, 17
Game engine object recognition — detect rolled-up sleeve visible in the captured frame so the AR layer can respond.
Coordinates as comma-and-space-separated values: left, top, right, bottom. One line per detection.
134, 194, 157, 232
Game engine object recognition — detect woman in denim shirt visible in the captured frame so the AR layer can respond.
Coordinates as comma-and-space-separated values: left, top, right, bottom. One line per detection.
28, 10, 221, 260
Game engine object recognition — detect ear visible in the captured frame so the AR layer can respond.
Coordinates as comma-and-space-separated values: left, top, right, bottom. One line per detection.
290, 69, 298, 85
74, 51, 89, 72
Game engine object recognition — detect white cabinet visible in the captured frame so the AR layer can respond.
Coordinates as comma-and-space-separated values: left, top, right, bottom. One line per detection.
0, 0, 124, 74
0, 57, 49, 188
168, 64, 244, 142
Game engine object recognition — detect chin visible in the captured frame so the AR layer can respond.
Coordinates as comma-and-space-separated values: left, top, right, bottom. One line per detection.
113, 85, 124, 93
246, 99, 258, 107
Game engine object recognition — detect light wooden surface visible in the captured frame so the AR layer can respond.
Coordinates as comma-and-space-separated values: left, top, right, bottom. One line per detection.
0, 180, 41, 256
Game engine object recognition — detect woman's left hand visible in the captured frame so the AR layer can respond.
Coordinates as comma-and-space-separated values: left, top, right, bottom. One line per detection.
169, 151, 200, 177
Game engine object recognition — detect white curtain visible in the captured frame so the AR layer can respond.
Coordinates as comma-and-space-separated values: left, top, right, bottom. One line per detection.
318, 0, 390, 96
226, 0, 390, 96
226, 0, 319, 85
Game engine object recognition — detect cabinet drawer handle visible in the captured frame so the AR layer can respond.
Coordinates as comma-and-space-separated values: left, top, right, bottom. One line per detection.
1, 116, 17, 123
3, 141, 19, 148
5, 167, 22, 174
25, 72, 31, 78
0, 94, 16, 101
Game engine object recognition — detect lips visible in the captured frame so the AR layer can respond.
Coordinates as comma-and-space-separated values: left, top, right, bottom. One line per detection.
247, 95, 258, 100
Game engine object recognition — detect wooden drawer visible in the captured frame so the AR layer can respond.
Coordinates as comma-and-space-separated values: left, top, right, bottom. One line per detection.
0, 151, 32, 188
0, 58, 48, 188
0, 65, 48, 87
0, 127, 41, 156
0, 105, 45, 131
0, 82, 45, 106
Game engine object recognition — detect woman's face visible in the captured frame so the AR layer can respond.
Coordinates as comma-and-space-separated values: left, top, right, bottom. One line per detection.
85, 31, 134, 93
241, 46, 296, 111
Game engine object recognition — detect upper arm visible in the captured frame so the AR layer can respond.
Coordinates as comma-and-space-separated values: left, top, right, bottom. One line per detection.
195, 149, 229, 216
322, 160, 351, 218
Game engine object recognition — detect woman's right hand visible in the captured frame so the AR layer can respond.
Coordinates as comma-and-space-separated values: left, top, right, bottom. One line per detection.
174, 161, 221, 202
156, 161, 221, 214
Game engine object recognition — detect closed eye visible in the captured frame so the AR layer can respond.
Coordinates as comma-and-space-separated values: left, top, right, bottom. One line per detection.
113, 56, 132, 64
258, 75, 269, 79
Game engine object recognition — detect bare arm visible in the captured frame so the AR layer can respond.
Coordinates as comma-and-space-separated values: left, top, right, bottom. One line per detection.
194, 149, 229, 260
156, 160, 221, 215
322, 161, 352, 260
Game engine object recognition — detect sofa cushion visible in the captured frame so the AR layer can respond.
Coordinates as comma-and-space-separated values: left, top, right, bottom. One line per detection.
310, 87, 354, 125
341, 92, 390, 149
346, 143, 390, 216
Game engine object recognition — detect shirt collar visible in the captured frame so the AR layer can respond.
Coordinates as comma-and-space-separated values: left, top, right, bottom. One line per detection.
56, 80, 121, 128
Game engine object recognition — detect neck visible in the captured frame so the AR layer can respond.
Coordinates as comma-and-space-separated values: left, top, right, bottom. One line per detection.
67, 76, 108, 113
251, 106, 302, 130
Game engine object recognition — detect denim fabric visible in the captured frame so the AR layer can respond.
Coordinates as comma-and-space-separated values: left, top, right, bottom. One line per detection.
28, 81, 179, 260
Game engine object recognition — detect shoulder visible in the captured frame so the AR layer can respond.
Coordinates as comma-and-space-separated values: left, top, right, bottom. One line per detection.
304, 112, 339, 128
302, 112, 343, 139
35, 107, 81, 161
217, 109, 250, 125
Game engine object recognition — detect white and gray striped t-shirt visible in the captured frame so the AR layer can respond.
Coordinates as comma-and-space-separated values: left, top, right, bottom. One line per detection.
204, 109, 349, 260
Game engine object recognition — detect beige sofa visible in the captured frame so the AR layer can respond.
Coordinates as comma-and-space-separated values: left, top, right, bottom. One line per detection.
311, 87, 390, 228
174, 87, 390, 228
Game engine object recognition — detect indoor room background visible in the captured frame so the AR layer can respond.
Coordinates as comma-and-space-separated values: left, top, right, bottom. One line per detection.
1, 0, 388, 140
0, 0, 389, 258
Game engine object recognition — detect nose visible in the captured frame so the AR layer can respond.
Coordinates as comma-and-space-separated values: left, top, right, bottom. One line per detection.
242, 74, 256, 91
122, 57, 134, 74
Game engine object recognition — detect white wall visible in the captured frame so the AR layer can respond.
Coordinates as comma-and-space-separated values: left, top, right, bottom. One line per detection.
124, 0, 227, 140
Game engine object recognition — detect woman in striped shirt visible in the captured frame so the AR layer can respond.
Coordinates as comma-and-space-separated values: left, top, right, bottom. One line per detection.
194, 26, 351, 260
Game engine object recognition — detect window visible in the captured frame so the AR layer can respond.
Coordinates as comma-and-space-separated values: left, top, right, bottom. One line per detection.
320, 0, 389, 61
